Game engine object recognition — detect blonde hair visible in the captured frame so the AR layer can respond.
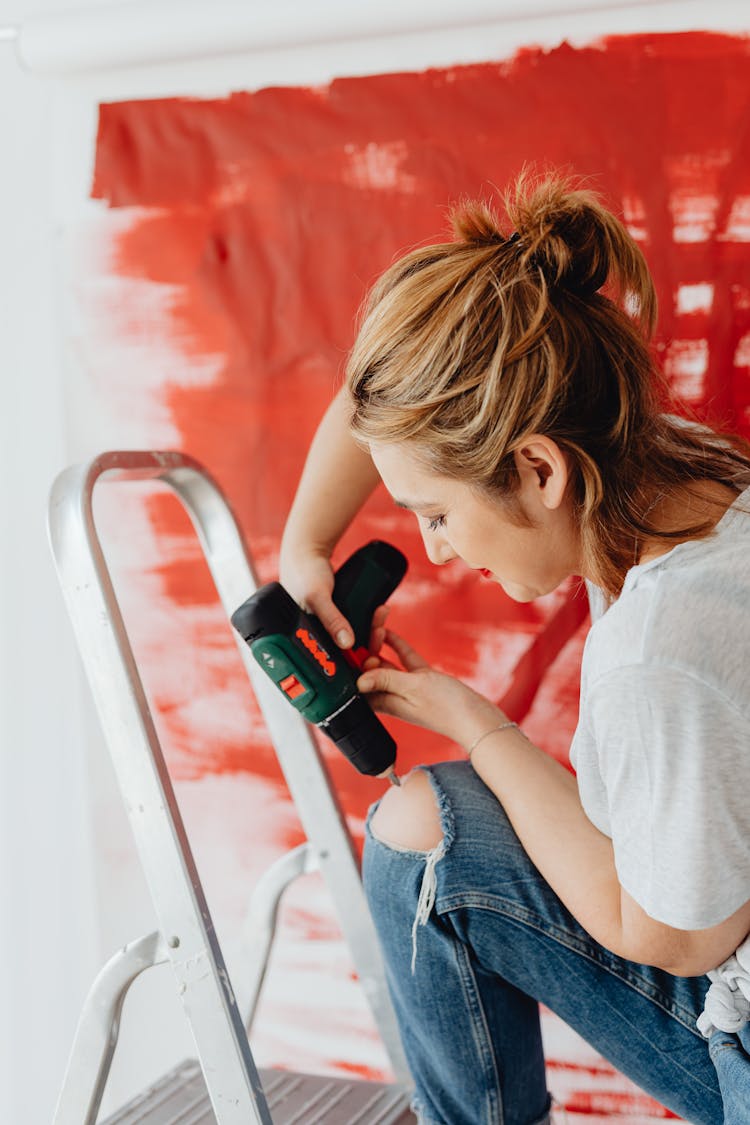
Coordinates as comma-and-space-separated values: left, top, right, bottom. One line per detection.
346, 171, 750, 595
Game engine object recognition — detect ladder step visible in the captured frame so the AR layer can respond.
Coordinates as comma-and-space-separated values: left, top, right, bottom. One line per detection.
101, 1059, 416, 1124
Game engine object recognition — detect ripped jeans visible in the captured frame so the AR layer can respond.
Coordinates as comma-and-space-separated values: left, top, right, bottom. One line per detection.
362, 760, 723, 1125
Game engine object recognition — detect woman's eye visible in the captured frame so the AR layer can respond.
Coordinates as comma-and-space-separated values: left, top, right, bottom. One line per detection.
427, 515, 446, 532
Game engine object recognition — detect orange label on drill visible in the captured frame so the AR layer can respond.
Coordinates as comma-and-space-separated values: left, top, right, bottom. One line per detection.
295, 628, 336, 677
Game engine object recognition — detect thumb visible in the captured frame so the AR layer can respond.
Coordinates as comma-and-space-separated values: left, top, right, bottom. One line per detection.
357, 667, 404, 696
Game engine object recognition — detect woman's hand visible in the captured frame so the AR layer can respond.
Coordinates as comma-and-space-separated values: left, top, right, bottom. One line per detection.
279, 547, 355, 649
357, 629, 505, 749
278, 545, 390, 662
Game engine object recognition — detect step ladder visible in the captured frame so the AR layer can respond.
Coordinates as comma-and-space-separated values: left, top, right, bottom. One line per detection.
47, 450, 414, 1125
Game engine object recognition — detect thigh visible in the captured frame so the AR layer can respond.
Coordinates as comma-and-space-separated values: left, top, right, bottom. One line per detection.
420, 760, 723, 1125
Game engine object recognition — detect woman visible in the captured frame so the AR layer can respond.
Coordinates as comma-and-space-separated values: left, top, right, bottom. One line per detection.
279, 174, 750, 1124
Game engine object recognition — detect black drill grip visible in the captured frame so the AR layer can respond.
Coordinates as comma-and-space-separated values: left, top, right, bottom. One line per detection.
231, 540, 407, 778
332, 540, 408, 650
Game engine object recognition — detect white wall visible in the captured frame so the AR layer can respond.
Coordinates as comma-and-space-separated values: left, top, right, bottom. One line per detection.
0, 6, 99, 1124
2, 3, 747, 1123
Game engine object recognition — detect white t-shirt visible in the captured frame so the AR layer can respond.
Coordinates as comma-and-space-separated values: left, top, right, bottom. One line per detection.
570, 486, 750, 932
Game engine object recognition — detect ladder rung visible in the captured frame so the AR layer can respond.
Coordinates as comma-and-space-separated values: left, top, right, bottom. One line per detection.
101, 1059, 416, 1125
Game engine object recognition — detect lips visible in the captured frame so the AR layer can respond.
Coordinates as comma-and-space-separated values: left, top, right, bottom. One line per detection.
479, 568, 493, 578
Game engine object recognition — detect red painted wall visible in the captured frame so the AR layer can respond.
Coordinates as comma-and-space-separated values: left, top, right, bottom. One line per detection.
89, 31, 750, 1115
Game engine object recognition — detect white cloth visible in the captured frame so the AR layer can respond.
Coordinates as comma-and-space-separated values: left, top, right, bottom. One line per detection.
571, 486, 750, 932
697, 934, 750, 1039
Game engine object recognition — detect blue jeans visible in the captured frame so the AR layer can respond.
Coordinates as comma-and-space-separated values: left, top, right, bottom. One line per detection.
362, 760, 725, 1125
709, 1023, 750, 1123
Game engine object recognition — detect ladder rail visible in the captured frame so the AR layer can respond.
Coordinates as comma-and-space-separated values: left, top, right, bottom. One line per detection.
164, 457, 408, 1080
49, 451, 273, 1125
236, 843, 319, 1033
48, 449, 409, 1121
54, 932, 170, 1125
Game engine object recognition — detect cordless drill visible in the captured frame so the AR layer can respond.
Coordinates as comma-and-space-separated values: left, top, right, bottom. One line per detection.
231, 541, 408, 784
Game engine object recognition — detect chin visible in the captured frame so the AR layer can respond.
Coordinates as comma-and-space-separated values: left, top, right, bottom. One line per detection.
499, 580, 539, 603
503, 573, 569, 602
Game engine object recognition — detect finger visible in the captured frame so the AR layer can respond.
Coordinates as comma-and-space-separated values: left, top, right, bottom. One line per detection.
384, 629, 430, 671
370, 625, 387, 656
364, 691, 395, 716
361, 655, 382, 671
372, 604, 390, 630
304, 592, 354, 649
366, 654, 398, 672
357, 666, 408, 697
368, 605, 390, 654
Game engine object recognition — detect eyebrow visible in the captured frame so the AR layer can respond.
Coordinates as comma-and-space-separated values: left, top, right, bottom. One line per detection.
394, 498, 441, 512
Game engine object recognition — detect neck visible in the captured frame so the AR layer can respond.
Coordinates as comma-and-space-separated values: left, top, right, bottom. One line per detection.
636, 480, 739, 566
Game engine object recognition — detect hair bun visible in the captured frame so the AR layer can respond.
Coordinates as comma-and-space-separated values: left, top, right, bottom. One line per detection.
451, 200, 509, 248
510, 176, 610, 296
505, 172, 656, 333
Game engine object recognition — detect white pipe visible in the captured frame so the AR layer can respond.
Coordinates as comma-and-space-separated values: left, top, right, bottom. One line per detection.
2, 0, 722, 77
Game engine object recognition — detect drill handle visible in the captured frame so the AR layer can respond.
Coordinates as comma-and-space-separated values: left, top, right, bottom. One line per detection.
332, 540, 408, 650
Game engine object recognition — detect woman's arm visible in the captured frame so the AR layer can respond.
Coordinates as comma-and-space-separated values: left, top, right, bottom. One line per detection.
469, 721, 750, 976
358, 631, 750, 976
280, 386, 381, 645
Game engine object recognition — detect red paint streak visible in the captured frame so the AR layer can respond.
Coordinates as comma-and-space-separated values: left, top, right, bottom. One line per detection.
325, 1059, 386, 1082
499, 577, 589, 732
564, 1089, 680, 1117
89, 30, 750, 821
88, 29, 750, 1112
545, 1057, 617, 1078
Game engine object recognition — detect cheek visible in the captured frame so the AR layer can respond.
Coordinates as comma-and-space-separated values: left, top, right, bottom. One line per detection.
455, 525, 490, 560
489, 529, 556, 585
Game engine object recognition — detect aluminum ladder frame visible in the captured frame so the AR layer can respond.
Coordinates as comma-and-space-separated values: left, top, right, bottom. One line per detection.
48, 450, 411, 1124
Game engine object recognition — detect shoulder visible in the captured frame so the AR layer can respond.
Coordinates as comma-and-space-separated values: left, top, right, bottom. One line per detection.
583, 506, 750, 708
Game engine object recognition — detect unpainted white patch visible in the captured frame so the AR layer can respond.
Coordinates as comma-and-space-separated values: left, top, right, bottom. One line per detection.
462, 625, 538, 701
665, 150, 730, 245
92, 493, 276, 765
676, 283, 714, 316
734, 332, 750, 369
211, 160, 257, 207
623, 291, 641, 319
663, 338, 709, 402
621, 194, 647, 242
342, 140, 417, 194
733, 285, 750, 312
719, 196, 750, 243
73, 210, 226, 451
670, 193, 719, 243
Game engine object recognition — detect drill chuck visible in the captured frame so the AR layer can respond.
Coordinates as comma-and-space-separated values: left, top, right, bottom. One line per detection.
318, 694, 396, 777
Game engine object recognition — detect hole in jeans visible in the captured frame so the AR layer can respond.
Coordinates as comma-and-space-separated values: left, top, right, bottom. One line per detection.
368, 767, 453, 972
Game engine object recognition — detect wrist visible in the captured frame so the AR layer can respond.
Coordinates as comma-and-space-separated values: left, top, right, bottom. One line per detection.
279, 530, 336, 571
281, 523, 328, 551
455, 695, 509, 754
466, 720, 521, 758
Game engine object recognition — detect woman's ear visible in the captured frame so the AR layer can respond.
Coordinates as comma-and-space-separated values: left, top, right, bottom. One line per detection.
513, 436, 570, 511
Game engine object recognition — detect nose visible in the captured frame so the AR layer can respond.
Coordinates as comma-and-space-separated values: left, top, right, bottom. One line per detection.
420, 526, 458, 566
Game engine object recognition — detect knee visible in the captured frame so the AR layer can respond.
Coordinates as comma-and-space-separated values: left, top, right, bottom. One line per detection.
369, 769, 443, 852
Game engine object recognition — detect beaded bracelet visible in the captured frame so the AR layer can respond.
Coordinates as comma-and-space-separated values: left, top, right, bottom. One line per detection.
466, 720, 519, 759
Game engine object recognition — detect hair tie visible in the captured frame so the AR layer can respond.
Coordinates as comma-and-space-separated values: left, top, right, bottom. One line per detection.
507, 230, 530, 261
507, 229, 545, 273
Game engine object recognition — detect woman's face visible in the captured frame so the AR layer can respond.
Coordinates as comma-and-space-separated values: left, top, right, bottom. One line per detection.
369, 440, 583, 603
